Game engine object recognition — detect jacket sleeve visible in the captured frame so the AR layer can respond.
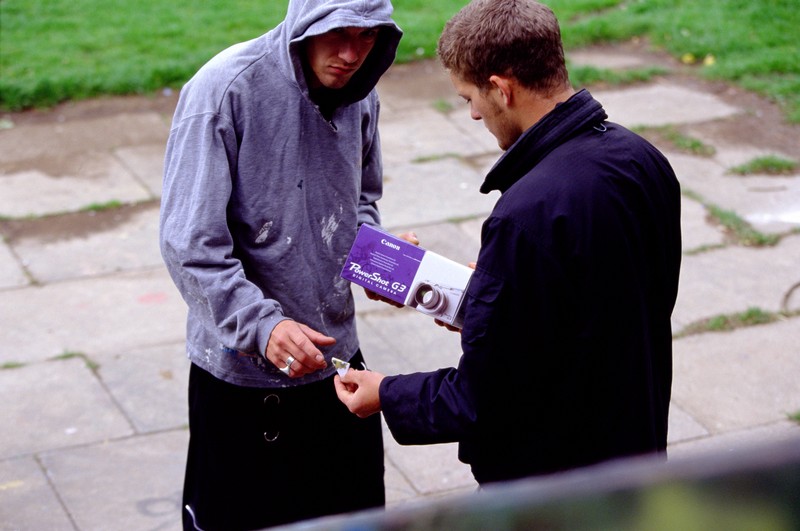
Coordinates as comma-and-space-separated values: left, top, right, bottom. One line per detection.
380, 367, 478, 445
357, 95, 383, 227
377, 217, 526, 446
159, 112, 287, 356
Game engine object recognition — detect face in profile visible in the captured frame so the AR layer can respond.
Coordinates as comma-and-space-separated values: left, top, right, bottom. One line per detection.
304, 27, 380, 89
449, 72, 521, 151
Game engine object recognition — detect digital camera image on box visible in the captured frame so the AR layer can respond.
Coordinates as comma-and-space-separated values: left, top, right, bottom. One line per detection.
409, 280, 465, 325
341, 225, 473, 328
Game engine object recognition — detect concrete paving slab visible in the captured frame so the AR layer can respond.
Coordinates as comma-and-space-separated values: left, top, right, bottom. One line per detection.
671, 318, 800, 434
668, 403, 710, 444
379, 108, 490, 167
384, 447, 418, 506
567, 49, 653, 70
380, 158, 499, 229
0, 240, 28, 290
354, 312, 410, 376
471, 152, 507, 177
0, 113, 169, 164
0, 268, 186, 364
447, 108, 507, 156
376, 60, 453, 114
358, 310, 463, 375
455, 218, 486, 248
11, 203, 162, 283
0, 456, 74, 530
395, 221, 483, 268
672, 234, 800, 329
667, 422, 800, 461
670, 151, 730, 196
681, 195, 726, 252
3, 53, 799, 529
115, 143, 166, 198
740, 178, 800, 232
40, 429, 186, 531
0, 152, 152, 218
95, 342, 189, 434
383, 433, 476, 496
697, 142, 794, 171
593, 82, 741, 128
0, 358, 133, 460
668, 151, 800, 234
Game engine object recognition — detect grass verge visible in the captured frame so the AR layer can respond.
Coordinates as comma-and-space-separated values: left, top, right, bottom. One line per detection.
1, 0, 798, 121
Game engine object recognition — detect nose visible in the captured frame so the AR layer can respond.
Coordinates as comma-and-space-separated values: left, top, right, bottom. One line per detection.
339, 39, 359, 64
470, 107, 482, 121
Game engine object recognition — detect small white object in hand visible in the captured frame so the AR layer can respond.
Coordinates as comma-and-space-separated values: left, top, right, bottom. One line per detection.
331, 357, 350, 378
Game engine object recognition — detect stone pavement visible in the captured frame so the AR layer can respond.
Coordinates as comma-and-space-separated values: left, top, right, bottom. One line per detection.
1, 49, 800, 530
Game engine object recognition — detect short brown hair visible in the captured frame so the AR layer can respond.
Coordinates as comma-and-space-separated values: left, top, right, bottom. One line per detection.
437, 0, 569, 95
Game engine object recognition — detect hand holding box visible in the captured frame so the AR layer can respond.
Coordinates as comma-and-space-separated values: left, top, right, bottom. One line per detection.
341, 225, 473, 328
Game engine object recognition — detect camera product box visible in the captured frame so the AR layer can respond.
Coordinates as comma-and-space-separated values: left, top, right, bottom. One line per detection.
341, 224, 473, 328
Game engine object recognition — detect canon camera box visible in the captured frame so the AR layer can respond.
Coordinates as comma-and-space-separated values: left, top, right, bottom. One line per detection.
341, 224, 473, 328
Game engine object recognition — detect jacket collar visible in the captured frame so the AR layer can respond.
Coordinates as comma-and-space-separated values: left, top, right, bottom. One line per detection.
480, 89, 608, 194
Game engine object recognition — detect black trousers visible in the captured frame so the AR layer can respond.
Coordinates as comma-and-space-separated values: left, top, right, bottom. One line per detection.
182, 351, 385, 531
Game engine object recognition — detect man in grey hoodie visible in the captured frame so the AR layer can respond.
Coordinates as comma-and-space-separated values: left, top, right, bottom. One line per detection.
159, 1, 402, 529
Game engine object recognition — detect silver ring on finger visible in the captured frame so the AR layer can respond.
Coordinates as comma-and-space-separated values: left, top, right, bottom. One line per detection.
279, 356, 295, 376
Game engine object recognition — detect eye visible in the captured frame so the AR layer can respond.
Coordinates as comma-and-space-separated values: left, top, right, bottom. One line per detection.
360, 28, 379, 41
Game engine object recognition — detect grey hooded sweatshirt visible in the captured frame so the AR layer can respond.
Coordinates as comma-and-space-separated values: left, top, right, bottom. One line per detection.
159, 0, 402, 388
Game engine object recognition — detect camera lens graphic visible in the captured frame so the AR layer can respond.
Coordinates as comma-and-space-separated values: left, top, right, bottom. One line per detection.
413, 282, 448, 313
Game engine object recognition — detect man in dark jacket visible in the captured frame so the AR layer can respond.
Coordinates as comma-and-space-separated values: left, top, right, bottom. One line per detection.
335, 0, 681, 485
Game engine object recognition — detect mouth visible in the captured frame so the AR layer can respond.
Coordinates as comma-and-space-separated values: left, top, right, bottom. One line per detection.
330, 65, 356, 75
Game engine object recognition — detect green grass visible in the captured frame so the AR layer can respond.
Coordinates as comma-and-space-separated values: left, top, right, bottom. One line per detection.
729, 156, 798, 176
632, 125, 716, 157
80, 200, 124, 213
675, 307, 791, 338
551, 0, 800, 122
0, 0, 464, 110
1, 0, 798, 122
681, 189, 781, 248
706, 203, 780, 247
49, 350, 100, 371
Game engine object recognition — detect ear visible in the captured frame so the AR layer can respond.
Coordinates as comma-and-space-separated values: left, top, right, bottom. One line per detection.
488, 75, 513, 106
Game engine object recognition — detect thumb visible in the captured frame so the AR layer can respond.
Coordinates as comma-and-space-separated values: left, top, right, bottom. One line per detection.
339, 368, 360, 385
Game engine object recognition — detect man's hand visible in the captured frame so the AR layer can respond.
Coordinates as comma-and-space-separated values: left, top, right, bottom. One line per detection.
434, 261, 477, 333
266, 320, 334, 378
334, 369, 385, 418
364, 231, 420, 307
433, 319, 462, 333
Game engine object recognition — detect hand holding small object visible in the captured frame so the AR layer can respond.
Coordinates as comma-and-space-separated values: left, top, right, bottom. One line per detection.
334, 368, 385, 418
266, 320, 334, 377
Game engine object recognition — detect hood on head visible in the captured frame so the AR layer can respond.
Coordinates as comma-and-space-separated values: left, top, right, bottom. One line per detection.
279, 0, 403, 104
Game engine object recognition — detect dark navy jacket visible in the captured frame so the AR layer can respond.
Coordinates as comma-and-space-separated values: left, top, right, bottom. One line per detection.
380, 89, 682, 484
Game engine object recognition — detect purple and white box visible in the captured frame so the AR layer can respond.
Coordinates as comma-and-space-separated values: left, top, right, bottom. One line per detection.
341, 224, 473, 328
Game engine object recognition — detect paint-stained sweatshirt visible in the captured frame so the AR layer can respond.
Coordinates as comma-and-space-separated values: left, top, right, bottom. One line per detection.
159, 0, 402, 387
